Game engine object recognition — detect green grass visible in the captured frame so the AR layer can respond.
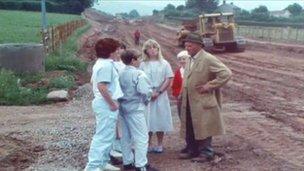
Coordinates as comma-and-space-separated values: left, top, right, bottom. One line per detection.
45, 24, 90, 73
0, 9, 81, 43
0, 23, 91, 105
0, 69, 48, 105
49, 75, 75, 90
0, 10, 90, 105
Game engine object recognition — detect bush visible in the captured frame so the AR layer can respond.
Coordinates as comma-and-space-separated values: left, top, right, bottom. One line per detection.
0, 69, 48, 105
21, 1, 40, 11
49, 75, 75, 89
17, 73, 43, 86
164, 10, 181, 17
0, 69, 20, 101
46, 54, 87, 72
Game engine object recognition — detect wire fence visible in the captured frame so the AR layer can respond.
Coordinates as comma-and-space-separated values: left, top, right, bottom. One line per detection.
164, 16, 304, 44
236, 25, 304, 44
41, 19, 86, 53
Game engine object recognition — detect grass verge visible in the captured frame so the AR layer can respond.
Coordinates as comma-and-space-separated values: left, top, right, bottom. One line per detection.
0, 23, 91, 105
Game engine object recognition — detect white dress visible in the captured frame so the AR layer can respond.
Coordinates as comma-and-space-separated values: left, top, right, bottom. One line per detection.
139, 59, 174, 132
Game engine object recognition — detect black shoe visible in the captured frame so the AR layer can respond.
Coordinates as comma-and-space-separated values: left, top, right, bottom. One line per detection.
179, 152, 200, 159
191, 152, 221, 163
191, 149, 221, 163
123, 163, 135, 170
180, 147, 189, 154
110, 155, 123, 165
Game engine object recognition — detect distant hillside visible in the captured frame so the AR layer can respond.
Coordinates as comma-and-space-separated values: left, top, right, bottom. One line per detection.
0, 0, 93, 14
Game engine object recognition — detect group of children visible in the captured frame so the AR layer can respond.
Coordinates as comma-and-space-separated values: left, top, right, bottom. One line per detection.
85, 37, 190, 171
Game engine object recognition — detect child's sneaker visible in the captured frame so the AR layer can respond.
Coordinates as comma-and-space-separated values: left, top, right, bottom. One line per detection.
84, 167, 103, 171
104, 163, 120, 171
153, 146, 163, 153
148, 146, 154, 153
135, 164, 159, 171
110, 150, 122, 158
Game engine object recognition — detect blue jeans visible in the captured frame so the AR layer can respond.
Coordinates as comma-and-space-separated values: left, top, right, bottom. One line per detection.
86, 99, 118, 170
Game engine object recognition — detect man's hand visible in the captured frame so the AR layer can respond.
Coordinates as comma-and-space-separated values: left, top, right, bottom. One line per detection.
195, 84, 210, 94
110, 101, 119, 111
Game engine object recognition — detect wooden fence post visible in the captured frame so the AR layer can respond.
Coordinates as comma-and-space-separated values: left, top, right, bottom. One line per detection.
41, 19, 86, 53
268, 28, 271, 42
261, 27, 264, 40
281, 27, 284, 41
51, 26, 55, 52
295, 28, 299, 42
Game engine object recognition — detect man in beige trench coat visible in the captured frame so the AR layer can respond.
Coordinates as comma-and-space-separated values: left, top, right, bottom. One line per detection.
179, 33, 232, 162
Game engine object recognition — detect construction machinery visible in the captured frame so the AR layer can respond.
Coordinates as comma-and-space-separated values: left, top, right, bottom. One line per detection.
177, 12, 246, 52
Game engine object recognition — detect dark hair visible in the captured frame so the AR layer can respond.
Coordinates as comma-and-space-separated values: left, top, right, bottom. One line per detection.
120, 49, 141, 65
95, 38, 120, 58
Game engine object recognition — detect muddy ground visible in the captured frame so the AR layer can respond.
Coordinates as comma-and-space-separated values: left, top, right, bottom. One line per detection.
1, 9, 304, 171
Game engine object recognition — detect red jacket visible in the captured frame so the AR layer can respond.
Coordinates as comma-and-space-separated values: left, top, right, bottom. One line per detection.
171, 67, 183, 98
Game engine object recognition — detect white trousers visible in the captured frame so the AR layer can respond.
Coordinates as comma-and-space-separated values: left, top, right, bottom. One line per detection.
112, 115, 122, 152
86, 99, 118, 170
120, 111, 148, 167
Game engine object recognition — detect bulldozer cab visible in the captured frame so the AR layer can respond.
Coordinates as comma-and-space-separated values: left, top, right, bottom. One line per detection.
199, 13, 236, 43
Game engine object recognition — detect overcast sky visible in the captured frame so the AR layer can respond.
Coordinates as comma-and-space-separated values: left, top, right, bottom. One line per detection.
226, 0, 304, 11
93, 0, 304, 15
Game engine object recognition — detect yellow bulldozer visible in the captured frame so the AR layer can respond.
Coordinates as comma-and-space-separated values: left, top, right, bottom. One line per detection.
177, 12, 246, 52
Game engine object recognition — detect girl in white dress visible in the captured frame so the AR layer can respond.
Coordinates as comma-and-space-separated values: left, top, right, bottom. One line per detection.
139, 39, 174, 153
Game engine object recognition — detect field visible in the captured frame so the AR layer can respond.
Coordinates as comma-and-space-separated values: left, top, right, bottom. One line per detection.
0, 10, 89, 105
0, 10, 81, 43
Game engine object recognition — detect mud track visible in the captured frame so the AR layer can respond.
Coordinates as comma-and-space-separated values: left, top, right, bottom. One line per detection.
0, 9, 303, 170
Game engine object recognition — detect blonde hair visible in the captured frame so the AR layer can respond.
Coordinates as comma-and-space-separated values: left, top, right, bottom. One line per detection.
141, 39, 164, 61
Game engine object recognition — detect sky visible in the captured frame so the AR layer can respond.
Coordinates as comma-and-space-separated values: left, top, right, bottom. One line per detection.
226, 0, 304, 11
93, 0, 304, 15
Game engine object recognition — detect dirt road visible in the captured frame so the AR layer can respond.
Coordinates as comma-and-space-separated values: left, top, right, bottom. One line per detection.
1, 9, 304, 170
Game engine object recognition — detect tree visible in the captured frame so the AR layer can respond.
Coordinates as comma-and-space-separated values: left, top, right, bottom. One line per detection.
129, 9, 140, 18
163, 4, 178, 17
286, 3, 303, 16
236, 9, 251, 20
176, 5, 185, 11
186, 0, 218, 13
153, 9, 159, 16
76, 0, 93, 8
164, 4, 175, 11
251, 5, 270, 21
117, 12, 129, 19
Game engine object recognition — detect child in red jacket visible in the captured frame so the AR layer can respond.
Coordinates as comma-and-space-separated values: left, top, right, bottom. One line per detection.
171, 50, 190, 119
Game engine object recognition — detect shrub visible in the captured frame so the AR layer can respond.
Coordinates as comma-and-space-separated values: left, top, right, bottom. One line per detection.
49, 75, 75, 89
46, 55, 87, 72
18, 73, 43, 86
0, 69, 20, 102
0, 69, 48, 105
